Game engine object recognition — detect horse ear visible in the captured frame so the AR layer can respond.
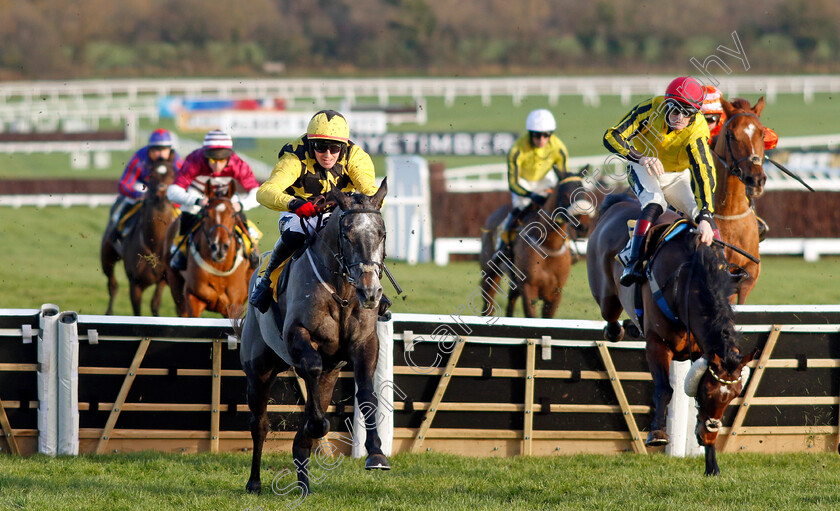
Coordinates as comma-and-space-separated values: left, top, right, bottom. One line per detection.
204, 180, 213, 198
226, 183, 235, 199
370, 177, 387, 210
753, 96, 765, 117
329, 188, 353, 210
741, 347, 760, 366
721, 98, 736, 118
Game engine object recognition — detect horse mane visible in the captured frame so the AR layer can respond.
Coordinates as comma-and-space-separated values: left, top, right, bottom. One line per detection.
599, 192, 636, 215
688, 242, 742, 371
728, 98, 752, 112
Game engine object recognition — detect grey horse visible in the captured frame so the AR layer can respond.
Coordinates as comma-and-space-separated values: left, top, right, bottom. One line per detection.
239, 180, 390, 495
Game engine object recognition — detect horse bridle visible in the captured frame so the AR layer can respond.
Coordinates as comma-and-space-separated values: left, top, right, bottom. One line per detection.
334, 208, 385, 284
716, 112, 764, 186
198, 197, 238, 257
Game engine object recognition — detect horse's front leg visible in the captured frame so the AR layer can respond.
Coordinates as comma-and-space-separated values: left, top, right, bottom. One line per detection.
129, 281, 143, 316
150, 280, 166, 317
351, 333, 390, 470
289, 326, 329, 494
645, 333, 673, 447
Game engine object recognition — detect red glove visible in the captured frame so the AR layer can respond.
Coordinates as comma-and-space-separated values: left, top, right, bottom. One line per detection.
294, 201, 317, 218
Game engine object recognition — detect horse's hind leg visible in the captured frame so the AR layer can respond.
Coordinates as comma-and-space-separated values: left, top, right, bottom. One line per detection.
351, 333, 390, 470
101, 242, 120, 315
598, 295, 625, 342
242, 319, 286, 494
645, 333, 673, 446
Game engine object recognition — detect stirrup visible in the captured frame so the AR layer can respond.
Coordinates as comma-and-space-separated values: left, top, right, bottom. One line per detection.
249, 278, 273, 313
619, 261, 644, 287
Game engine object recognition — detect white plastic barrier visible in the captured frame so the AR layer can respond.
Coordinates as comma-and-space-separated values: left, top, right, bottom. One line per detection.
37, 303, 59, 456
57, 312, 79, 456
665, 360, 703, 458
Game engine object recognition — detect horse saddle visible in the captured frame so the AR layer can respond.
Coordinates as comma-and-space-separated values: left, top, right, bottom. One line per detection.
616, 218, 690, 269
259, 240, 314, 303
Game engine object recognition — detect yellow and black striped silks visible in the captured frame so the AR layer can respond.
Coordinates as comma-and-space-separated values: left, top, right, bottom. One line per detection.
256, 136, 378, 212
603, 96, 716, 214
506, 133, 569, 197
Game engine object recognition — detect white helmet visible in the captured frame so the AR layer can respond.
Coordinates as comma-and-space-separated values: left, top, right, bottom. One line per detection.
526, 109, 556, 132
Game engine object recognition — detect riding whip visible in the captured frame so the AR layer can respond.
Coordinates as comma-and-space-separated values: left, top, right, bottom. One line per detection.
382, 263, 403, 295
765, 156, 816, 192
690, 229, 760, 264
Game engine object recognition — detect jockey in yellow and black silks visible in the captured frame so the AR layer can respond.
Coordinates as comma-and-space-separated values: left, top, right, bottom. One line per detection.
603, 76, 718, 286
249, 109, 384, 314
494, 109, 569, 256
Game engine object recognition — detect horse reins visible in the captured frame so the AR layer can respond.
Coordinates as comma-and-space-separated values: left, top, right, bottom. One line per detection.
193, 197, 246, 275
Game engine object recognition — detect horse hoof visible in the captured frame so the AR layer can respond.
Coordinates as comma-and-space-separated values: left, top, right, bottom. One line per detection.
622, 319, 642, 339
603, 323, 624, 342
245, 481, 262, 495
305, 418, 330, 439
645, 430, 669, 447
365, 453, 391, 470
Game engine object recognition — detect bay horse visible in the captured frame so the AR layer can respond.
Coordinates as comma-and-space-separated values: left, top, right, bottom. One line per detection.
479, 174, 595, 318
712, 97, 767, 304
164, 182, 252, 318
587, 194, 756, 475
239, 181, 389, 495
101, 160, 176, 315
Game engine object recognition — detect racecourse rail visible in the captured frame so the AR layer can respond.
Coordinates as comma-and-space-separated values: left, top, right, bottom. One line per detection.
1, 305, 839, 458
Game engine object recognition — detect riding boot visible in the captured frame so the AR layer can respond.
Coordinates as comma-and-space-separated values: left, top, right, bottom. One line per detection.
494, 207, 525, 254
756, 214, 769, 242
619, 203, 662, 287
619, 228, 649, 287
250, 231, 307, 313
169, 239, 188, 271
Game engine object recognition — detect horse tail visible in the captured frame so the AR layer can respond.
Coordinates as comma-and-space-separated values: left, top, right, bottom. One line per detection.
599, 192, 636, 215
229, 303, 247, 340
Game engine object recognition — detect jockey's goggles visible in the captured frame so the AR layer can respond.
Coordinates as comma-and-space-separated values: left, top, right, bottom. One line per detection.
207, 157, 229, 165
312, 141, 343, 155
529, 131, 552, 140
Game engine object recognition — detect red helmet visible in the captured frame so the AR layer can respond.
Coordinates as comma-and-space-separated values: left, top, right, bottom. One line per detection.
665, 77, 705, 111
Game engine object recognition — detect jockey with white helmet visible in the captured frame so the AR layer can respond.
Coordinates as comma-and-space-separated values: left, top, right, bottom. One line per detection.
493, 108, 570, 255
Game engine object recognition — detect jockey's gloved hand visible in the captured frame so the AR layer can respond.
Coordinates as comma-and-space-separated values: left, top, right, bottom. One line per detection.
289, 199, 318, 218
528, 192, 548, 207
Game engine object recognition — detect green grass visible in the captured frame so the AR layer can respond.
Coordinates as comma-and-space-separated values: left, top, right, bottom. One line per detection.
1, 451, 839, 510
1, 206, 839, 318
0, 92, 835, 180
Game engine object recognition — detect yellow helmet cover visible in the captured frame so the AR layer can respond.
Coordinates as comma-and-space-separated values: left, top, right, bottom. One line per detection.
306, 110, 350, 143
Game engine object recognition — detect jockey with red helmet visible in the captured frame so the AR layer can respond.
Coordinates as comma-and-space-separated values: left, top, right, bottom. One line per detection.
106, 128, 184, 242
166, 129, 262, 271
604, 76, 718, 286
